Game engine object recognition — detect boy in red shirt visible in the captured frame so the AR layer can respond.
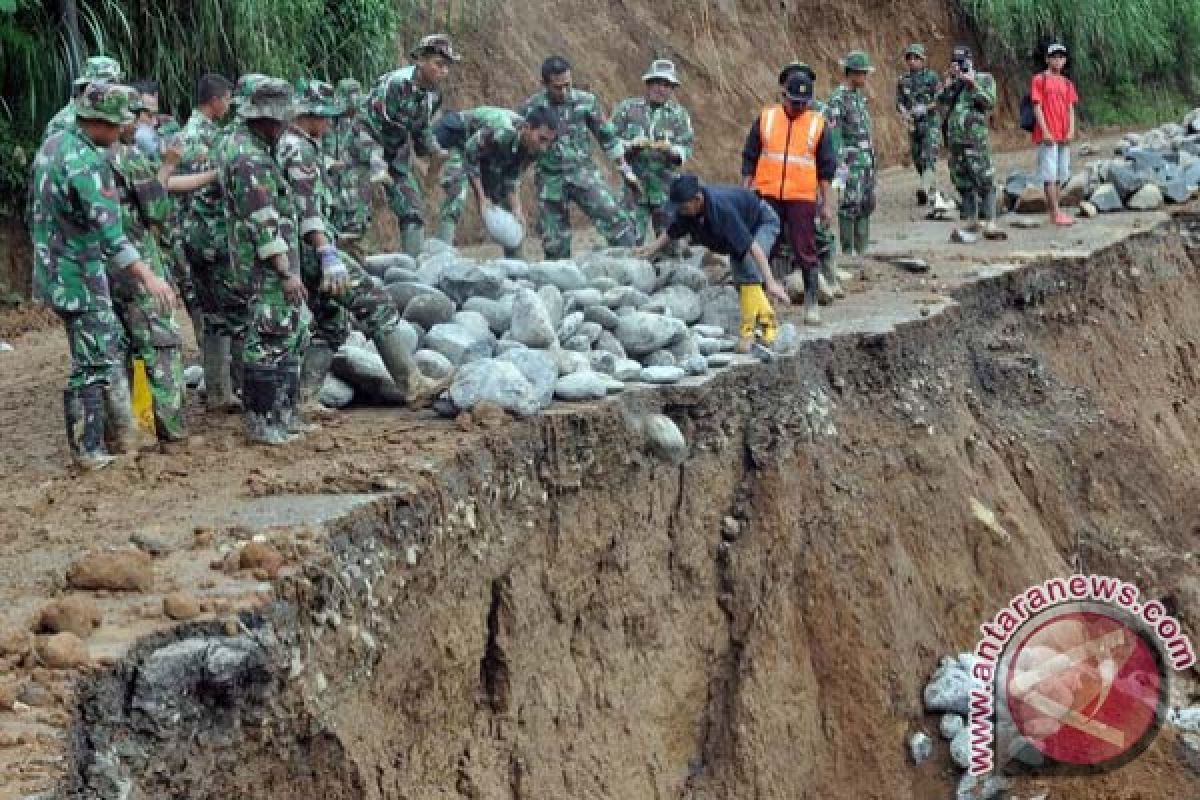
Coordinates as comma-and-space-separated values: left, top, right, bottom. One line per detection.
1032, 42, 1079, 226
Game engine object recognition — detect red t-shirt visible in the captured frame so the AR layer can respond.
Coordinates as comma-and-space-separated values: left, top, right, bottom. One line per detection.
1031, 72, 1078, 144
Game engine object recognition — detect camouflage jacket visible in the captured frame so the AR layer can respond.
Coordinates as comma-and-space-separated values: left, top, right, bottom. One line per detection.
518, 88, 624, 176
938, 73, 996, 149
30, 126, 141, 312
365, 65, 441, 161
278, 125, 334, 246
214, 119, 300, 280
463, 123, 537, 197
826, 85, 874, 159
179, 110, 227, 252
42, 104, 75, 142
107, 142, 171, 278
611, 96, 693, 176
324, 114, 381, 237
896, 67, 942, 121
456, 106, 521, 147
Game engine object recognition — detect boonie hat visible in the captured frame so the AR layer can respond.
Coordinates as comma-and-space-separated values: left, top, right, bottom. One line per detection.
335, 78, 363, 105
642, 59, 680, 86
237, 77, 294, 122
74, 81, 136, 125
1047, 43, 1068, 57
410, 33, 461, 63
905, 44, 926, 59
74, 55, 123, 88
783, 72, 814, 102
840, 50, 875, 73
778, 61, 816, 86
233, 73, 270, 108
293, 78, 344, 117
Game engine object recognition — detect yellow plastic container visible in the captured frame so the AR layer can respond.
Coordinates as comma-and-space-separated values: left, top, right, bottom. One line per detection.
131, 358, 157, 436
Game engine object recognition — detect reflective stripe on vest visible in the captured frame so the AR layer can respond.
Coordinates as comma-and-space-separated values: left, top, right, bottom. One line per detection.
752, 106, 824, 201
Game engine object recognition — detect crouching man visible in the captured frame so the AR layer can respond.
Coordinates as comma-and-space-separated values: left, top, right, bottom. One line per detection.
636, 174, 788, 357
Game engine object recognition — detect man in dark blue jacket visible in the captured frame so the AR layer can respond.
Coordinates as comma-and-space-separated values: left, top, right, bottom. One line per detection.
637, 174, 788, 354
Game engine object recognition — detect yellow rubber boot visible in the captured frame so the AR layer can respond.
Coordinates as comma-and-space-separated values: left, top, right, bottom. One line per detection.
736, 284, 759, 352
131, 358, 157, 437
750, 285, 779, 346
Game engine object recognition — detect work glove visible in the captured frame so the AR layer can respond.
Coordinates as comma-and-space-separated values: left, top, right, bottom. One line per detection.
318, 246, 350, 294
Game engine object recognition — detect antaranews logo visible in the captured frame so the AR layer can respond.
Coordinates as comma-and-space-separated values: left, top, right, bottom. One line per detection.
967, 574, 1195, 777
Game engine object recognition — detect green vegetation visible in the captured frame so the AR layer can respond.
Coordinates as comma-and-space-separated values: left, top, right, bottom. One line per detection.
0, 0, 493, 214
959, 0, 1200, 124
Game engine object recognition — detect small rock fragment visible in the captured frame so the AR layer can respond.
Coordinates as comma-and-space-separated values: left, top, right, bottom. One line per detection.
941, 713, 966, 740
641, 414, 687, 465
909, 731, 933, 765
66, 550, 153, 592
640, 366, 686, 384
163, 592, 202, 621
36, 596, 102, 638
36, 632, 89, 669
238, 542, 285, 576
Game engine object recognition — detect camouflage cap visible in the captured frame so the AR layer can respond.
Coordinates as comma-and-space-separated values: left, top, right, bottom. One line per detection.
73, 55, 123, 88
232, 73, 270, 108
74, 81, 136, 125
840, 50, 876, 73
237, 77, 294, 122
905, 43, 927, 58
409, 33, 461, 63
293, 78, 344, 117
335, 78, 363, 104
778, 61, 816, 86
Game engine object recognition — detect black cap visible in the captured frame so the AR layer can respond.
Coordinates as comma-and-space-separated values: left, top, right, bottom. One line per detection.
668, 174, 701, 206
433, 111, 466, 150
783, 72, 813, 102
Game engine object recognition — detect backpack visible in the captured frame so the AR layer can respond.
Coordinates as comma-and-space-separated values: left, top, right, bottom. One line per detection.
1018, 73, 1045, 133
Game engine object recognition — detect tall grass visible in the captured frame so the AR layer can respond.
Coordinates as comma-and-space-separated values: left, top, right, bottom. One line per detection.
959, 0, 1200, 122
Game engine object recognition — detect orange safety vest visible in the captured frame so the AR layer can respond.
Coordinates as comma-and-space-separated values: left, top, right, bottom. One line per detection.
752, 105, 825, 202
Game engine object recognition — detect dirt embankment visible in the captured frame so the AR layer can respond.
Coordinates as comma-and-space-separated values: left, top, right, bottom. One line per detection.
42, 212, 1200, 800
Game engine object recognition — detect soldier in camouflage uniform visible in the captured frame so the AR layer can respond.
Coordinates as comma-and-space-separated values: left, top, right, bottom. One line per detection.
777, 62, 843, 302
365, 34, 460, 257
42, 56, 124, 142
325, 78, 385, 265
938, 46, 1004, 239
108, 86, 191, 445
518, 56, 640, 260
433, 105, 558, 255
30, 82, 177, 469
612, 59, 694, 245
214, 77, 313, 445
280, 79, 447, 420
827, 51, 877, 264
896, 44, 943, 206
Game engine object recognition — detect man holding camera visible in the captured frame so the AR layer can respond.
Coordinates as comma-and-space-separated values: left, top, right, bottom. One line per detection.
938, 46, 1005, 240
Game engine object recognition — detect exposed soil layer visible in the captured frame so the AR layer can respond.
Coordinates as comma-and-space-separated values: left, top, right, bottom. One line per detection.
2, 154, 1200, 799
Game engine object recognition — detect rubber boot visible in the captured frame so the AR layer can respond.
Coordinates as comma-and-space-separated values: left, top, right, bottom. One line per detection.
921, 170, 936, 205
103, 369, 148, 454
242, 364, 291, 446
64, 386, 115, 471
838, 213, 856, 259
298, 341, 337, 418
279, 356, 319, 434
374, 326, 450, 408
401, 223, 424, 258
854, 216, 871, 257
821, 252, 844, 300
202, 330, 237, 412
916, 171, 929, 206
803, 280, 821, 326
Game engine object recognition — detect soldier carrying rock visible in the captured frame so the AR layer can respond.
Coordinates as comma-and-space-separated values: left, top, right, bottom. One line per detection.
433, 105, 559, 255
612, 59, 695, 245
518, 55, 641, 260
30, 82, 178, 469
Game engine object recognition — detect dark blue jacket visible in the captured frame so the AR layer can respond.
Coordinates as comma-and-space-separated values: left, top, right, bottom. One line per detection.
666, 185, 765, 260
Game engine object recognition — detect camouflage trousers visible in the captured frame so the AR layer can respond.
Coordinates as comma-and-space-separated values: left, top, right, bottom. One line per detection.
535, 166, 636, 260
437, 151, 517, 242
242, 272, 313, 367
186, 240, 253, 339
910, 118, 941, 175
384, 150, 424, 227
111, 272, 187, 441
56, 308, 125, 391
624, 168, 672, 245
301, 249, 400, 349
948, 142, 997, 221
165, 233, 201, 320
838, 148, 878, 218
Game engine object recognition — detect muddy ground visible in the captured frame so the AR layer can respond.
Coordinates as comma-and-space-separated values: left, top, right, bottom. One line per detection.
2, 137, 1199, 799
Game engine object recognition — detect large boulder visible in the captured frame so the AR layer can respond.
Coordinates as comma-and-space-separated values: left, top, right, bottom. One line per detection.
424, 322, 494, 365
1088, 183, 1123, 213
584, 305, 620, 330
615, 311, 687, 356
602, 286, 651, 310
529, 261, 588, 291
414, 349, 455, 380
650, 285, 704, 324
581, 254, 658, 294
1107, 163, 1147, 199
564, 288, 605, 310
439, 260, 505, 304
1060, 172, 1090, 207
1127, 184, 1164, 211
449, 359, 540, 416
698, 286, 741, 335
463, 295, 515, 335
415, 250, 459, 286
319, 375, 354, 409
402, 291, 455, 329
554, 371, 610, 401
1013, 186, 1047, 214
557, 311, 585, 341
382, 267, 419, 285
498, 347, 558, 408
640, 365, 686, 384
1125, 147, 1167, 174
659, 262, 709, 292
553, 347, 592, 376
509, 289, 558, 348
363, 252, 416, 278
1162, 176, 1193, 205
387, 282, 448, 315
453, 310, 493, 340
332, 345, 401, 404
594, 330, 627, 359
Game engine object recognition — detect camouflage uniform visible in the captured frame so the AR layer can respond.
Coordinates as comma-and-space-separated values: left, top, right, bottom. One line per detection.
939, 72, 998, 221
517, 88, 635, 259
435, 106, 524, 245
31, 83, 142, 467
827, 84, 876, 256
611, 95, 693, 243
325, 79, 383, 260
107, 142, 187, 441
42, 56, 124, 142
364, 64, 442, 248
896, 66, 942, 182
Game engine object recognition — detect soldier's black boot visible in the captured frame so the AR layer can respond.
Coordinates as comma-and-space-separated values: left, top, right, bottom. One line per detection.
279, 356, 319, 434
202, 330, 237, 412
242, 363, 291, 446
65, 386, 116, 471
298, 341, 337, 419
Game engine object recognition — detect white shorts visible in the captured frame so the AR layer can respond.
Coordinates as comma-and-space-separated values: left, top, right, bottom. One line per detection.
1038, 142, 1071, 185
